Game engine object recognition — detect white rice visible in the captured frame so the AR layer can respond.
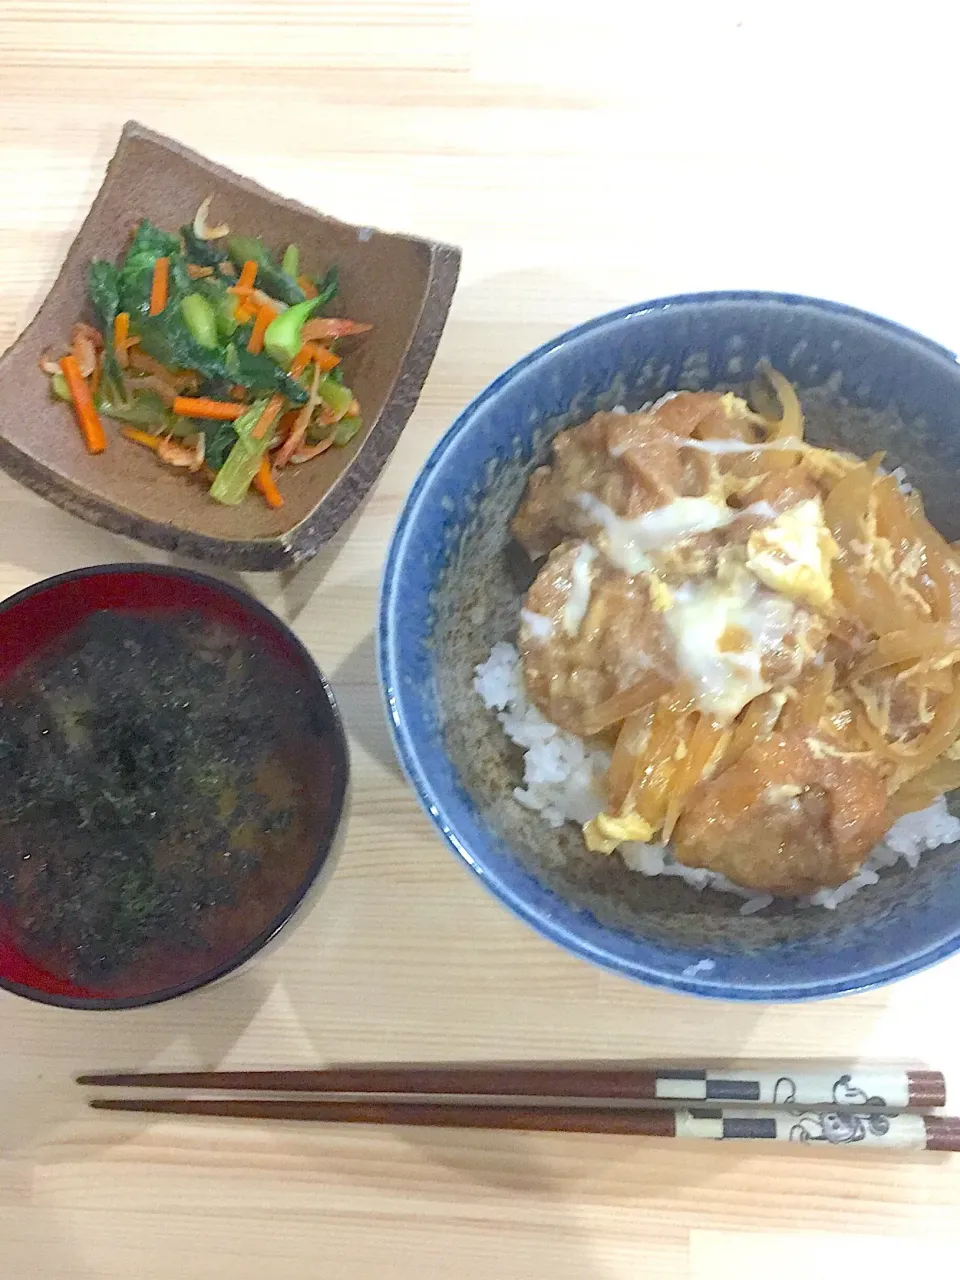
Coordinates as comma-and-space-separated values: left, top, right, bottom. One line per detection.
474, 642, 960, 914
475, 642, 610, 828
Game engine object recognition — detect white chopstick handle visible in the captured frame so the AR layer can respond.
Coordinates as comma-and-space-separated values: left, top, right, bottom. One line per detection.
675, 1107, 932, 1150
653, 1067, 932, 1108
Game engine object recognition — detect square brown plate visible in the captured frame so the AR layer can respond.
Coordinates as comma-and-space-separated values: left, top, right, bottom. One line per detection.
0, 122, 460, 570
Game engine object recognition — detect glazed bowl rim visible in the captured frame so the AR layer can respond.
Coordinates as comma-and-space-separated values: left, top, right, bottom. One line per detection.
379, 290, 960, 1001
0, 561, 349, 1011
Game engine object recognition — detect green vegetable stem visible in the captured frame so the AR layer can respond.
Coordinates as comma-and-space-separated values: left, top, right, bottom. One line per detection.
210, 398, 273, 505
317, 374, 354, 420
226, 237, 305, 306
86, 260, 124, 398
281, 244, 299, 277
263, 297, 323, 365
332, 415, 363, 446
134, 308, 307, 404
180, 293, 218, 349
314, 265, 339, 308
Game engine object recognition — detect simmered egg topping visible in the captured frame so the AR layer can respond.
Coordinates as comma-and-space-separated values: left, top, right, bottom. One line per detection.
572, 491, 840, 724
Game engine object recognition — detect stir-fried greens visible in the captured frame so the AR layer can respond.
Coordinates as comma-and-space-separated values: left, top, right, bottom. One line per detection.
41, 199, 372, 509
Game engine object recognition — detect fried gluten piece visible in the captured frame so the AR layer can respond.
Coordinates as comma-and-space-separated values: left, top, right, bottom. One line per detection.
511, 393, 749, 557
673, 730, 890, 896
519, 542, 676, 737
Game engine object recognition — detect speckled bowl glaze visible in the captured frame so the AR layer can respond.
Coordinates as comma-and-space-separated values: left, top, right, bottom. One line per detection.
0, 122, 459, 570
379, 292, 960, 1000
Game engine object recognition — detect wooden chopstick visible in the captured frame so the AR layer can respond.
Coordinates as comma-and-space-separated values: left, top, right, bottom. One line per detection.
87, 1096, 960, 1151
77, 1065, 947, 1110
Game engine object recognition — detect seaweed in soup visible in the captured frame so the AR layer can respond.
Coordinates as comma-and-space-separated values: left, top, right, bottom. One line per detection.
0, 609, 328, 993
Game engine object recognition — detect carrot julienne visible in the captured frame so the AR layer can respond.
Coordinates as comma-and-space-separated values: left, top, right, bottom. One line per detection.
247, 305, 278, 356
148, 257, 169, 315
252, 394, 285, 441
172, 397, 244, 421
289, 343, 339, 377
254, 458, 284, 508
113, 312, 130, 357
59, 355, 106, 454
121, 426, 163, 452
288, 347, 311, 377
309, 343, 339, 372
237, 259, 258, 291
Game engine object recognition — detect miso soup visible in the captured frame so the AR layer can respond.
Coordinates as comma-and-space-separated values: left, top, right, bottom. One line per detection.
0, 608, 339, 999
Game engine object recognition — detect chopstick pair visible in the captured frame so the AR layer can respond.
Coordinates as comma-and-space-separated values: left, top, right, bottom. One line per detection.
79, 1064, 958, 1152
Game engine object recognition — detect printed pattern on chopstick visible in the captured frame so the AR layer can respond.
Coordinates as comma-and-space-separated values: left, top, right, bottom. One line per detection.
652, 1067, 943, 1108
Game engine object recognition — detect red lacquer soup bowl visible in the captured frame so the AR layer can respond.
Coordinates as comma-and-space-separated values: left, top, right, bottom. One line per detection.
0, 564, 348, 1010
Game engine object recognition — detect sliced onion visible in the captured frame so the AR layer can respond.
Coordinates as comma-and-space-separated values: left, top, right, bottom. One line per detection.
605, 711, 650, 813
661, 713, 726, 842
797, 662, 835, 728
853, 624, 948, 678
764, 368, 805, 442
857, 680, 960, 764
628, 697, 692, 829
823, 458, 878, 552
579, 670, 670, 737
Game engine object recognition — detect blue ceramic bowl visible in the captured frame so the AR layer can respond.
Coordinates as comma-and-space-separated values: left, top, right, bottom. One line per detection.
379, 292, 960, 1000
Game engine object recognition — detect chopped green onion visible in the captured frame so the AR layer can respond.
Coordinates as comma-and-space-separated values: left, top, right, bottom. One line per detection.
281, 244, 299, 277
180, 293, 218, 348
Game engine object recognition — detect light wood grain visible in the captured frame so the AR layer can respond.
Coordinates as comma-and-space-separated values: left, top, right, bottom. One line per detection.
3, 2, 960, 1276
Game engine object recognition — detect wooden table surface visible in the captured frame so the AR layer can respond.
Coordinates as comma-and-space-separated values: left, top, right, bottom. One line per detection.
3, 3, 960, 1276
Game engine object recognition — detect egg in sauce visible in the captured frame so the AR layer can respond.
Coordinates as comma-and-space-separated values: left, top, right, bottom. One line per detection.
509, 387, 960, 896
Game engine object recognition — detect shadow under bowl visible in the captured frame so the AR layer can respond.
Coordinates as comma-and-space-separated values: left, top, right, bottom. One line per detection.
380, 291, 960, 1001
0, 564, 349, 1010
0, 121, 460, 570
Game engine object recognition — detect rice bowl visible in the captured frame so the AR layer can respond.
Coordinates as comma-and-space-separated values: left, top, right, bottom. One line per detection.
380, 292, 960, 999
